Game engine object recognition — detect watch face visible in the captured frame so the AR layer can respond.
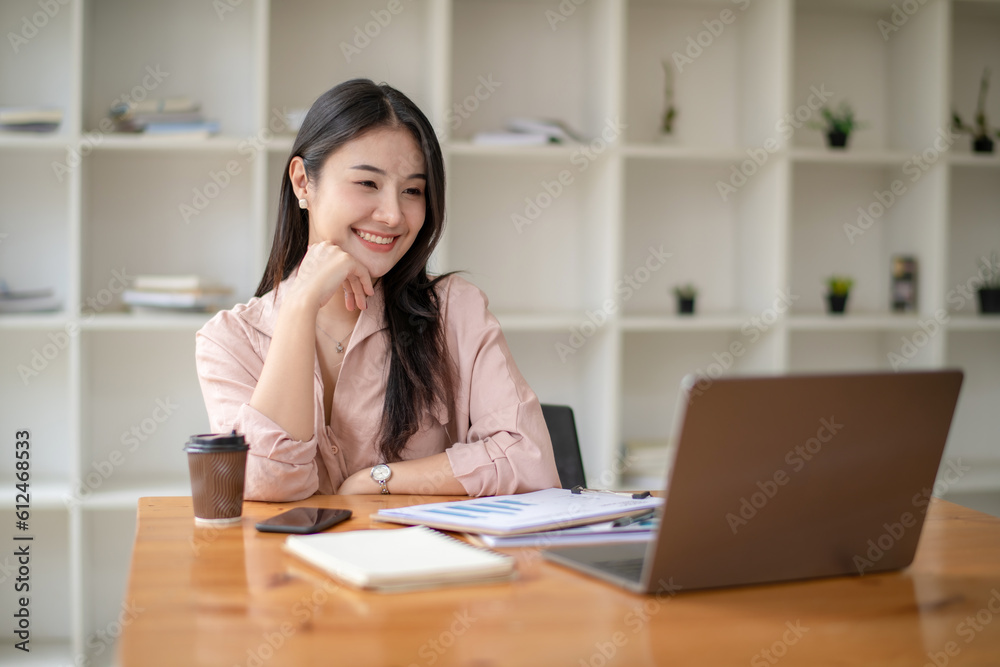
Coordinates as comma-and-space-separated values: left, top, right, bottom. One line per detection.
371, 464, 391, 482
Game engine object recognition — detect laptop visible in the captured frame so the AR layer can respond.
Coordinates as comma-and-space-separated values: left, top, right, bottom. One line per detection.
542, 370, 964, 594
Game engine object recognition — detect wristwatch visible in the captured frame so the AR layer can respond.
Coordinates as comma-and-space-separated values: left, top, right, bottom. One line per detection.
370, 463, 392, 494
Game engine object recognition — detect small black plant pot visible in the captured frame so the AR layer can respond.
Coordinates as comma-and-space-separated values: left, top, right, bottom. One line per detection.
827, 293, 849, 314
826, 130, 849, 149
979, 288, 1000, 314
973, 136, 995, 154
677, 297, 696, 315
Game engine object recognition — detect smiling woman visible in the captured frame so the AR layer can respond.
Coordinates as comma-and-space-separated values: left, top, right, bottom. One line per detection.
194, 79, 560, 502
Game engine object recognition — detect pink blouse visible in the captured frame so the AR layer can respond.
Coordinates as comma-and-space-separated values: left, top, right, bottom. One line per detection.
195, 274, 560, 501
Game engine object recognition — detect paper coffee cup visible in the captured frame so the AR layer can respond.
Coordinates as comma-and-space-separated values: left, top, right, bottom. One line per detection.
184, 431, 249, 526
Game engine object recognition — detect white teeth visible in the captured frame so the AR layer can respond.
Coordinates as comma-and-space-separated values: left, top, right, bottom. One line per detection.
355, 229, 393, 245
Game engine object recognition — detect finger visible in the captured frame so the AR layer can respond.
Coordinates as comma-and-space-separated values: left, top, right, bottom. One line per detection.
348, 275, 368, 310
342, 285, 356, 312
359, 272, 375, 297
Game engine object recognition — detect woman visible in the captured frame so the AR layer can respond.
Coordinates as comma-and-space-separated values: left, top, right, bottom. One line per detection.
195, 79, 559, 501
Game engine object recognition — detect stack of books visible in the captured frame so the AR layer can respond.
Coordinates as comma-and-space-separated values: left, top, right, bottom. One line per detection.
0, 107, 63, 133
123, 274, 233, 314
110, 98, 219, 138
472, 117, 584, 146
0, 282, 61, 313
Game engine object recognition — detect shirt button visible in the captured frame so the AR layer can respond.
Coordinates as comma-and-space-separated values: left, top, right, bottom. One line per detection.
330, 444, 339, 454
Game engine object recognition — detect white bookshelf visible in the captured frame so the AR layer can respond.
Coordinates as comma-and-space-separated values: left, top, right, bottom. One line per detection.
1, 0, 998, 663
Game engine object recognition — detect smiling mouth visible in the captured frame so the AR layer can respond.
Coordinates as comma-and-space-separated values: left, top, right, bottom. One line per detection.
354, 229, 396, 245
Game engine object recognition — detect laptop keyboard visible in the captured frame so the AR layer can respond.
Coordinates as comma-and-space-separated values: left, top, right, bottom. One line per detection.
592, 557, 645, 583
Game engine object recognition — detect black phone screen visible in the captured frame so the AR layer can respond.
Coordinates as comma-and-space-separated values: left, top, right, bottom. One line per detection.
255, 507, 352, 534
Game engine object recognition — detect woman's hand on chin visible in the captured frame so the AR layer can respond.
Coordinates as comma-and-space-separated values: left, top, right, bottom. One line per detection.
291, 241, 375, 312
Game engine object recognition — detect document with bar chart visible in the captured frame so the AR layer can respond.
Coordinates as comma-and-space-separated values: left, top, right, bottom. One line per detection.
373, 488, 663, 536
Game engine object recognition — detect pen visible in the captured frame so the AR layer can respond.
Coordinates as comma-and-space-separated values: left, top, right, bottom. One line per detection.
571, 485, 652, 500
611, 509, 658, 528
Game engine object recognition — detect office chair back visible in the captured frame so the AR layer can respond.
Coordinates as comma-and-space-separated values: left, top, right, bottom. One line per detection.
540, 404, 587, 489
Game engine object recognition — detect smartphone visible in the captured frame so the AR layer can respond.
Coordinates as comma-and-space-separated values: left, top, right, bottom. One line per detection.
255, 507, 352, 534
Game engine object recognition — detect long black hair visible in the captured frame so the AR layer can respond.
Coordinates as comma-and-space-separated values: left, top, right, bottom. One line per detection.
256, 79, 453, 463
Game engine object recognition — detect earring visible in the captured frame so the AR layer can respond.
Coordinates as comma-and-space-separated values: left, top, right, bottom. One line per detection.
298, 198, 308, 210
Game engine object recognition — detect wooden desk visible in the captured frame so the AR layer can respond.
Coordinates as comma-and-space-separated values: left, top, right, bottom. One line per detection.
120, 496, 1000, 666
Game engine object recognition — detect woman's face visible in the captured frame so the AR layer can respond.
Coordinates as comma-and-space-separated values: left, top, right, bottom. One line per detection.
295, 126, 427, 279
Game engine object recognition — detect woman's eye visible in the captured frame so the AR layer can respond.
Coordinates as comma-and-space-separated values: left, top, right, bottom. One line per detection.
404, 187, 423, 196
357, 180, 377, 189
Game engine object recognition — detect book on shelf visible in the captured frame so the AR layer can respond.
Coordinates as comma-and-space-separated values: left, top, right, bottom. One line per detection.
123, 289, 231, 312
123, 275, 233, 313
283, 525, 516, 592
142, 120, 220, 138
109, 98, 217, 138
0, 107, 62, 133
132, 274, 224, 291
0, 283, 62, 313
110, 97, 200, 118
471, 117, 584, 146
373, 488, 663, 536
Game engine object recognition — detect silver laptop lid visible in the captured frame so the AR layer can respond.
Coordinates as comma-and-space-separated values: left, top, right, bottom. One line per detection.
638, 369, 964, 592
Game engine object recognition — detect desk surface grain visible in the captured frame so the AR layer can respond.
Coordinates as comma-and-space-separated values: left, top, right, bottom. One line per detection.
119, 495, 1000, 667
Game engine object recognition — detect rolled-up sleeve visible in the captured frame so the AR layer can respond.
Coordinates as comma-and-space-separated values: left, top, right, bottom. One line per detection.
195, 313, 319, 502
443, 279, 560, 496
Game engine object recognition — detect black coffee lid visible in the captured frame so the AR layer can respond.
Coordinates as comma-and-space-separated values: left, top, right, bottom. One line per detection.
184, 430, 248, 453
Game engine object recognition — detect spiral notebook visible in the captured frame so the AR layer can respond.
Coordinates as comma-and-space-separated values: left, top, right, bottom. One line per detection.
283, 526, 516, 592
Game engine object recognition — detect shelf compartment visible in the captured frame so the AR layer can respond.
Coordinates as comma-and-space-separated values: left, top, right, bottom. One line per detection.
0, 508, 71, 642
81, 151, 258, 310
504, 329, 614, 487
946, 165, 1000, 317
788, 329, 940, 372
789, 161, 946, 316
943, 331, 1000, 490
621, 330, 778, 449
950, 1, 1000, 158
0, 0, 76, 138
269, 0, 438, 130
622, 159, 784, 316
79, 331, 210, 498
80, 509, 138, 663
0, 330, 73, 488
792, 0, 948, 152
625, 0, 788, 148
0, 149, 71, 316
444, 154, 616, 314
83, 0, 256, 136
450, 0, 618, 142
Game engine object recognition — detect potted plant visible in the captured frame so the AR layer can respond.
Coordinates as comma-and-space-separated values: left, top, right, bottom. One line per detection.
952, 67, 1000, 154
673, 284, 697, 315
825, 276, 853, 314
810, 101, 866, 149
659, 60, 678, 140
978, 251, 1000, 315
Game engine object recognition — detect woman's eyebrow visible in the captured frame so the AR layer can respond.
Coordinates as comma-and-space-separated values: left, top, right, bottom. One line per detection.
350, 164, 426, 180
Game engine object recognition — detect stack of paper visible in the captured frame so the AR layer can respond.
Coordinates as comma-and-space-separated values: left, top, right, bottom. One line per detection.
110, 98, 219, 138
123, 274, 232, 314
373, 488, 663, 536
0, 285, 61, 313
0, 107, 62, 133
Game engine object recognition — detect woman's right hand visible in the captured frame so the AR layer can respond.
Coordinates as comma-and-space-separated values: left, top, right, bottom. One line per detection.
289, 241, 376, 312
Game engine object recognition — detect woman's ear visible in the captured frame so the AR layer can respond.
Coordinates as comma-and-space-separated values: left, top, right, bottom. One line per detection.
289, 156, 309, 202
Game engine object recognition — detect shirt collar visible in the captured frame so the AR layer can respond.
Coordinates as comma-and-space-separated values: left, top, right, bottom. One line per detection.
237, 269, 388, 345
